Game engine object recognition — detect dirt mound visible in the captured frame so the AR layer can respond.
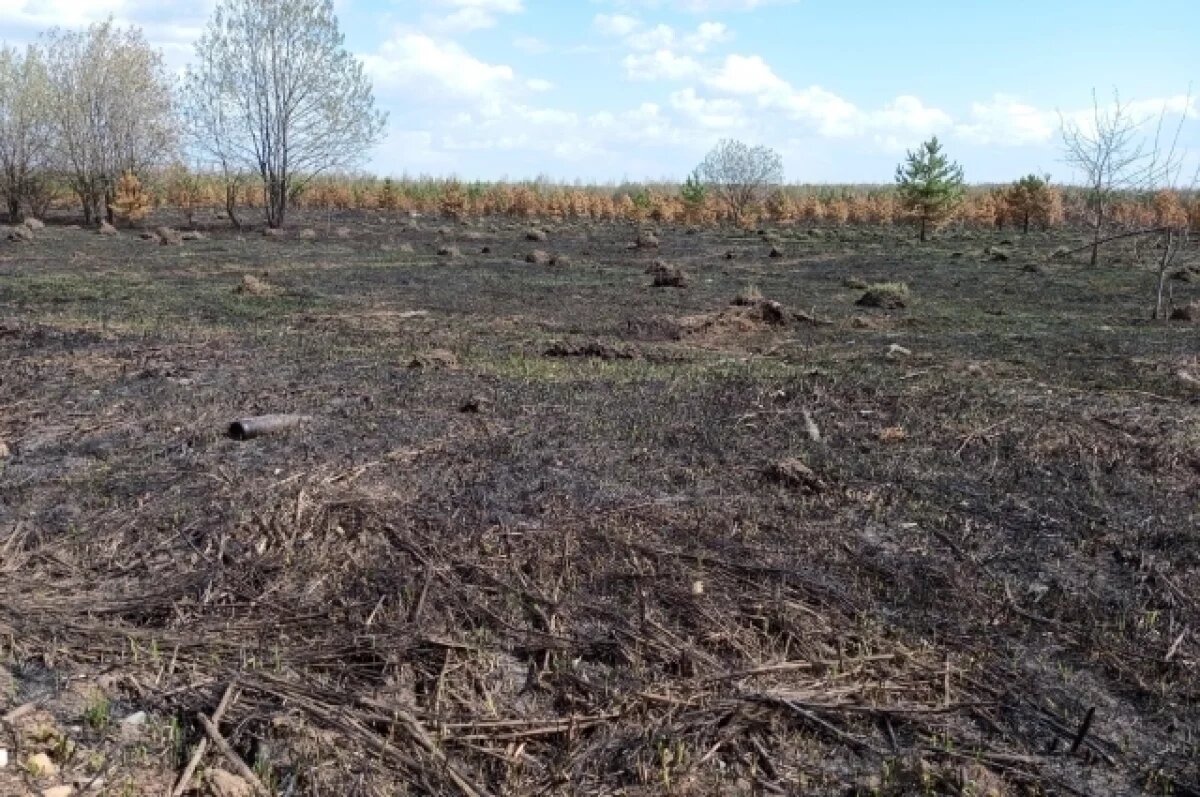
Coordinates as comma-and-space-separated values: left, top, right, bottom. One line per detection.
235, 274, 274, 296
525, 249, 551, 265
856, 282, 911, 309
544, 340, 635, 360
1170, 300, 1199, 322
635, 230, 659, 249
675, 300, 792, 348
98, 221, 118, 236
647, 259, 686, 287
525, 228, 547, 242
409, 348, 460, 368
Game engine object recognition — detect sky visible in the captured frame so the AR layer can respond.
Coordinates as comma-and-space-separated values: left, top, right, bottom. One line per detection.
1, 0, 1197, 184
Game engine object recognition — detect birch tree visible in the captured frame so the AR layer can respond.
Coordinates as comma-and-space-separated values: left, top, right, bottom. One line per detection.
696, 139, 784, 225
183, 0, 387, 228
0, 44, 53, 222
43, 21, 176, 224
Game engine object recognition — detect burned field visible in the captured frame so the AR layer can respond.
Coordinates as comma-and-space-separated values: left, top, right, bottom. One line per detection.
0, 215, 1197, 796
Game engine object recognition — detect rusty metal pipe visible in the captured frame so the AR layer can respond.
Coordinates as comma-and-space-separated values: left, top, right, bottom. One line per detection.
227, 414, 312, 441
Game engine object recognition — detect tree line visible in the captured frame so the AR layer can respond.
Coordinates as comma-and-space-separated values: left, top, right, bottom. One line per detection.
0, 0, 385, 230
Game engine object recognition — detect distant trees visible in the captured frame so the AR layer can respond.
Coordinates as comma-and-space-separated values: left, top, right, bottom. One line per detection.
1003, 174, 1059, 233
183, 0, 387, 228
0, 44, 52, 222
894, 136, 964, 242
41, 21, 176, 225
696, 139, 783, 225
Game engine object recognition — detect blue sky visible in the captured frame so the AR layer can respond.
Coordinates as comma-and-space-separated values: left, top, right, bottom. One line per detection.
2, 0, 1197, 184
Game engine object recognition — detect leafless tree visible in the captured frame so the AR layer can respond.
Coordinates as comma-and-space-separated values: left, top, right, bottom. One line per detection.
43, 20, 176, 225
0, 44, 53, 222
184, 0, 387, 229
696, 139, 784, 225
1060, 90, 1174, 266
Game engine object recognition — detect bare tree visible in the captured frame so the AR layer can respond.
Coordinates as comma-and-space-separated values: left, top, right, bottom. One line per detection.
696, 139, 784, 225
43, 20, 176, 225
184, 0, 387, 229
0, 44, 53, 222
1059, 90, 1172, 266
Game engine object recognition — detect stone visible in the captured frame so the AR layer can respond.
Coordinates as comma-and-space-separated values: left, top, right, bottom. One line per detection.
525, 249, 550, 265
525, 228, 547, 242
6, 224, 34, 242
24, 217, 45, 230
205, 770, 253, 797
98, 221, 118, 236
42, 786, 74, 797
886, 343, 912, 358
156, 226, 183, 246
27, 752, 57, 777
635, 230, 659, 249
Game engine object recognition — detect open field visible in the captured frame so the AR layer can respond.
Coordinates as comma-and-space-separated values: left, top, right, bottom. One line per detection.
1, 214, 1198, 796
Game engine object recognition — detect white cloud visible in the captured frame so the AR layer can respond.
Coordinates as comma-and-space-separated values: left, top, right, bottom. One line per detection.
956, 94, 1057, 146
623, 49, 704, 81
669, 87, 744, 129
362, 32, 515, 102
525, 77, 554, 92
593, 13, 641, 37
423, 0, 523, 32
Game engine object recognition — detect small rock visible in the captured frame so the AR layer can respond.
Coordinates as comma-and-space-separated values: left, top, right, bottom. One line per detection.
525, 249, 551, 265
156, 226, 183, 246
1170, 301, 1199, 322
98, 221, 118, 236
24, 217, 45, 230
121, 711, 147, 726
459, 396, 488, 413
42, 786, 73, 797
759, 300, 786, 324
27, 752, 57, 777
5, 224, 34, 242
525, 228, 547, 242
205, 769, 253, 797
886, 343, 912, 358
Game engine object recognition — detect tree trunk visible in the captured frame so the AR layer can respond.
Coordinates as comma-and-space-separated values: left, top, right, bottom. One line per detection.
1089, 202, 1103, 267
5, 195, 20, 223
1022, 211, 1030, 235
225, 181, 242, 231
919, 215, 927, 242
1154, 228, 1175, 320
265, 176, 287, 229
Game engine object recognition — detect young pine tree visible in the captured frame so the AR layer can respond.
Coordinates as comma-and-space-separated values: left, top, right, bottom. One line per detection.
894, 136, 964, 242
1004, 174, 1055, 234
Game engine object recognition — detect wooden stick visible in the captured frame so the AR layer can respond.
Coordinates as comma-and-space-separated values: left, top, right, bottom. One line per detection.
198, 711, 271, 797
172, 681, 239, 797
1068, 707, 1096, 756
